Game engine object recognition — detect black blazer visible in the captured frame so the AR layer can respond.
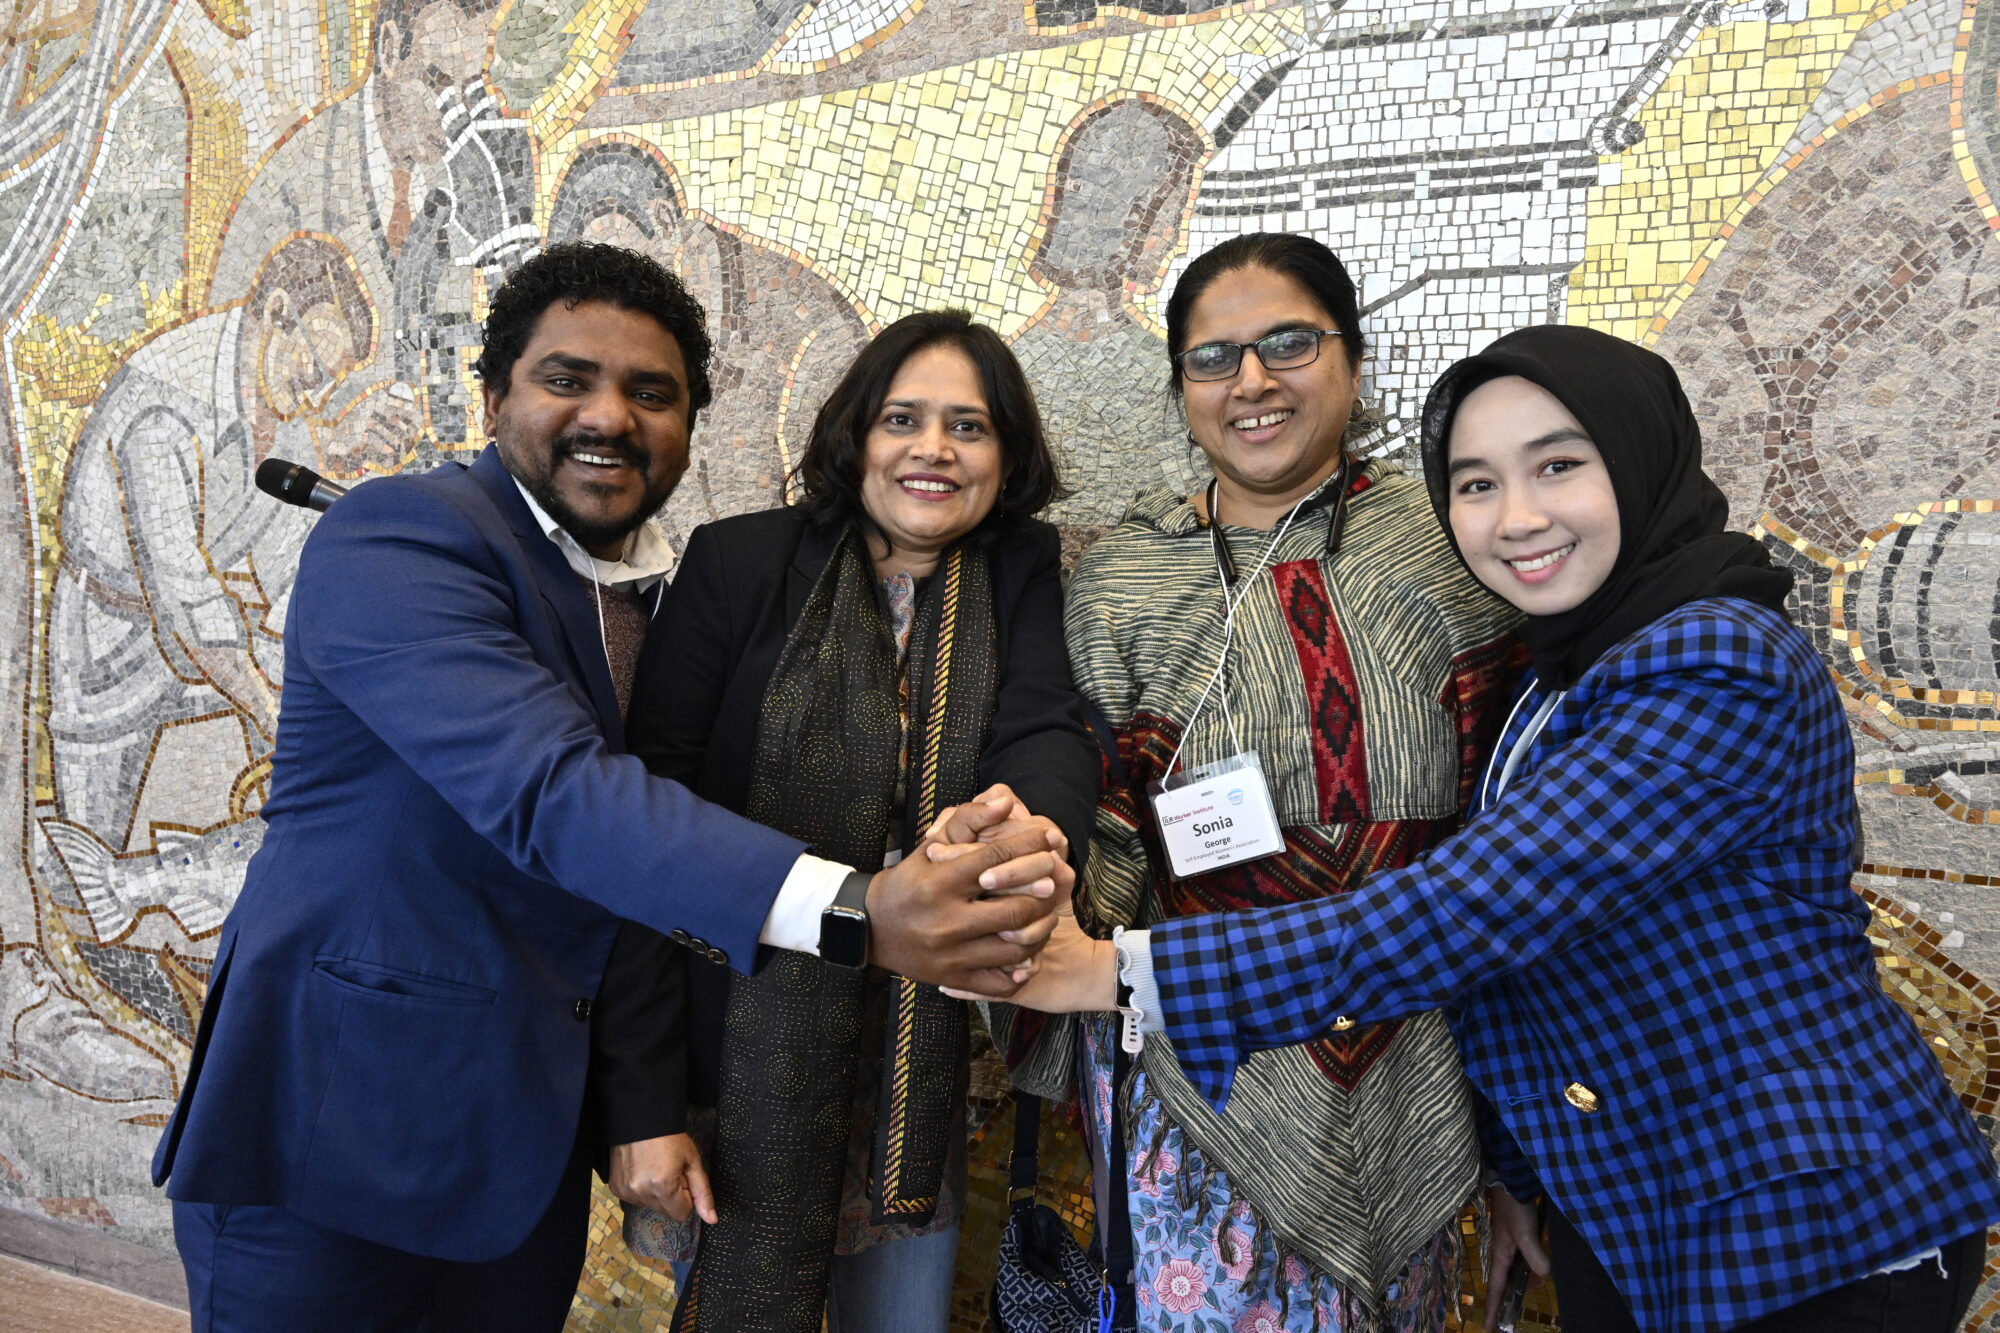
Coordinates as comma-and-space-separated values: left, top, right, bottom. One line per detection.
589, 506, 1100, 1143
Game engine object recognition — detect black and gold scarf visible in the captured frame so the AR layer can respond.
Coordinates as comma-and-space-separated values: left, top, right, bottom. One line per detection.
672, 528, 997, 1333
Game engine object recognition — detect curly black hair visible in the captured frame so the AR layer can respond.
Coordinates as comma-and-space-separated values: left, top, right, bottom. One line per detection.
474, 241, 713, 419
791, 309, 1061, 549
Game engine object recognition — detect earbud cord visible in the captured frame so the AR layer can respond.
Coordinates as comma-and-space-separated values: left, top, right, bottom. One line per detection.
1168, 485, 1308, 779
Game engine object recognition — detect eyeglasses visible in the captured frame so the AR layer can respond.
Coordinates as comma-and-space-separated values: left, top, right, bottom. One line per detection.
1176, 329, 1343, 383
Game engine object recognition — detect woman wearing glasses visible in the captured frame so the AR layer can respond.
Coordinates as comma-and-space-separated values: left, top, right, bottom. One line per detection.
1039, 233, 1521, 1330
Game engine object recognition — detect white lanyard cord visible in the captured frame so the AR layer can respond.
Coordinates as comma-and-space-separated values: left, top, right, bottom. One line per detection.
1480, 681, 1564, 808
1168, 494, 1309, 777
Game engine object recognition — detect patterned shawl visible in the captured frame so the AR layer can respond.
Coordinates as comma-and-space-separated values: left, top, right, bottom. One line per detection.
672, 529, 996, 1333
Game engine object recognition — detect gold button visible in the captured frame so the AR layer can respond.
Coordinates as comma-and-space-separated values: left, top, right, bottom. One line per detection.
1331, 1016, 1355, 1032
1563, 1082, 1600, 1113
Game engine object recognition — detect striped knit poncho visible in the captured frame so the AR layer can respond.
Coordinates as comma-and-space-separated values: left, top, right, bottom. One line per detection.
1061, 462, 1522, 1299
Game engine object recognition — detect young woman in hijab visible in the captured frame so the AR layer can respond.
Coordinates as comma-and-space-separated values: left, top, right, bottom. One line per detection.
589, 309, 1099, 1333
944, 324, 2000, 1331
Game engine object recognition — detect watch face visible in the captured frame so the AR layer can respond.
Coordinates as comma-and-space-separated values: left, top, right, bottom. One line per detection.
820, 909, 869, 968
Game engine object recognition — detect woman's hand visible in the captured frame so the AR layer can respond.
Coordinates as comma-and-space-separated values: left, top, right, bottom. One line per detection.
609, 1133, 718, 1225
1483, 1183, 1549, 1331
941, 901, 1117, 1012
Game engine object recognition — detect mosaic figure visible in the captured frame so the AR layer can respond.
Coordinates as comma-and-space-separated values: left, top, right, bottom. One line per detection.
0, 0, 1996, 1323
1011, 98, 1204, 527
1658, 93, 2000, 553
548, 140, 870, 538
44, 237, 385, 875
1176, 0, 1793, 450
209, 0, 536, 448
0, 0, 179, 947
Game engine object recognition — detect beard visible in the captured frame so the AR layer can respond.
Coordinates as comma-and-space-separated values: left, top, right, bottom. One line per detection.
512, 431, 675, 554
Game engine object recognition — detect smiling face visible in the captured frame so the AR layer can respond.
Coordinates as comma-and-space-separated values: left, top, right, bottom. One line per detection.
1445, 375, 1621, 616
1179, 264, 1357, 526
482, 299, 692, 558
856, 343, 1005, 578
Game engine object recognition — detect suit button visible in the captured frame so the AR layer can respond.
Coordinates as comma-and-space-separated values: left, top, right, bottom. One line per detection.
1563, 1081, 1599, 1113
574, 998, 592, 1022
707, 947, 728, 966
670, 929, 691, 945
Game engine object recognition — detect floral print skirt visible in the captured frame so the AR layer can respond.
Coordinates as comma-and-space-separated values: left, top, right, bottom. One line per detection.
1082, 1023, 1459, 1333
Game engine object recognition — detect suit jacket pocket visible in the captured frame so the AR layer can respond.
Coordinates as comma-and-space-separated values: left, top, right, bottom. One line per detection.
313, 955, 497, 1006
1672, 1063, 1882, 1206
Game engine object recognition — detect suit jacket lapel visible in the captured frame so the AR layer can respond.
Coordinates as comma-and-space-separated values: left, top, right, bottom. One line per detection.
468, 447, 626, 746
786, 521, 843, 632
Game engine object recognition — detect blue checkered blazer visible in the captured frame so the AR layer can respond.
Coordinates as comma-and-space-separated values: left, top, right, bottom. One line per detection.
1150, 597, 2000, 1332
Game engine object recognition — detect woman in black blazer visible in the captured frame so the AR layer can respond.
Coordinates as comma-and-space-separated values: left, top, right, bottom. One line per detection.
589, 310, 1099, 1333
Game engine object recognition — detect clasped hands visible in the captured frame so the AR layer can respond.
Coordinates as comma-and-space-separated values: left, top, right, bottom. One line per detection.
922, 784, 1117, 1013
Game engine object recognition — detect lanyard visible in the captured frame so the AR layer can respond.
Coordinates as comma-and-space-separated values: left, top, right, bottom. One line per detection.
1479, 680, 1564, 812
1167, 463, 1349, 778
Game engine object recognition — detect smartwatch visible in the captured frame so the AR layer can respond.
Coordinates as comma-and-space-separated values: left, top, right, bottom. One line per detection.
819, 870, 873, 969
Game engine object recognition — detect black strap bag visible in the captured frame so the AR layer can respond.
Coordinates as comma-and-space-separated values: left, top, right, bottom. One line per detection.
989, 1046, 1135, 1333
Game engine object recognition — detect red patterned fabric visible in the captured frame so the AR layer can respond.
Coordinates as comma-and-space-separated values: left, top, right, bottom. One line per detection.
1270, 560, 1370, 824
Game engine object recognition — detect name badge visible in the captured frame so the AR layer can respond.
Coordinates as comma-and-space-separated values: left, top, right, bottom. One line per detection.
1148, 752, 1285, 879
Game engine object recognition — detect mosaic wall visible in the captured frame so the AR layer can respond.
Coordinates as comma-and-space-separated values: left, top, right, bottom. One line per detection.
2, 0, 1999, 1325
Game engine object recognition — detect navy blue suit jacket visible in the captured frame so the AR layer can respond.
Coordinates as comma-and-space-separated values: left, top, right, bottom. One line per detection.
152, 447, 806, 1262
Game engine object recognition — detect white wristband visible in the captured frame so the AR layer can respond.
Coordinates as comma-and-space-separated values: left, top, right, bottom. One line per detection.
1112, 927, 1160, 1052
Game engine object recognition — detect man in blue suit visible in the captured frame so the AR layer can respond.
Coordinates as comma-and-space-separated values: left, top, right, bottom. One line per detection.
153, 242, 1067, 1331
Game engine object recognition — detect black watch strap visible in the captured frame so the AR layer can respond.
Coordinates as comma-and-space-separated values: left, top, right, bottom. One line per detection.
834, 869, 871, 913
819, 870, 873, 968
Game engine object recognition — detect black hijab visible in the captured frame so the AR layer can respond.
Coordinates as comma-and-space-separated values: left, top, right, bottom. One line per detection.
1419, 324, 1792, 689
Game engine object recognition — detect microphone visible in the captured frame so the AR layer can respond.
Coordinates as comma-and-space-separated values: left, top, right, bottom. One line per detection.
256, 458, 348, 512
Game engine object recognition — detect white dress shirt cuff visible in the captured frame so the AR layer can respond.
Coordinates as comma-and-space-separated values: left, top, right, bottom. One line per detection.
759, 853, 853, 954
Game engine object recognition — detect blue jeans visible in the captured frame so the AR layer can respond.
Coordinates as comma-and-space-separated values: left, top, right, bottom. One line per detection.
671, 1225, 959, 1333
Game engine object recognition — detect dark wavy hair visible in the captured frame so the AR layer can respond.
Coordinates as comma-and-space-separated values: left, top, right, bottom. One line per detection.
1163, 232, 1365, 400
792, 310, 1060, 547
474, 241, 713, 420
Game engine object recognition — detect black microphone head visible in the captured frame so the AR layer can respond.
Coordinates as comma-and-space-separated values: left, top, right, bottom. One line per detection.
255, 458, 310, 505
255, 457, 346, 511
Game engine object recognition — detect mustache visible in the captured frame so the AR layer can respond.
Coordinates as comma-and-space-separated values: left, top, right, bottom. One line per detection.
555, 434, 645, 474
